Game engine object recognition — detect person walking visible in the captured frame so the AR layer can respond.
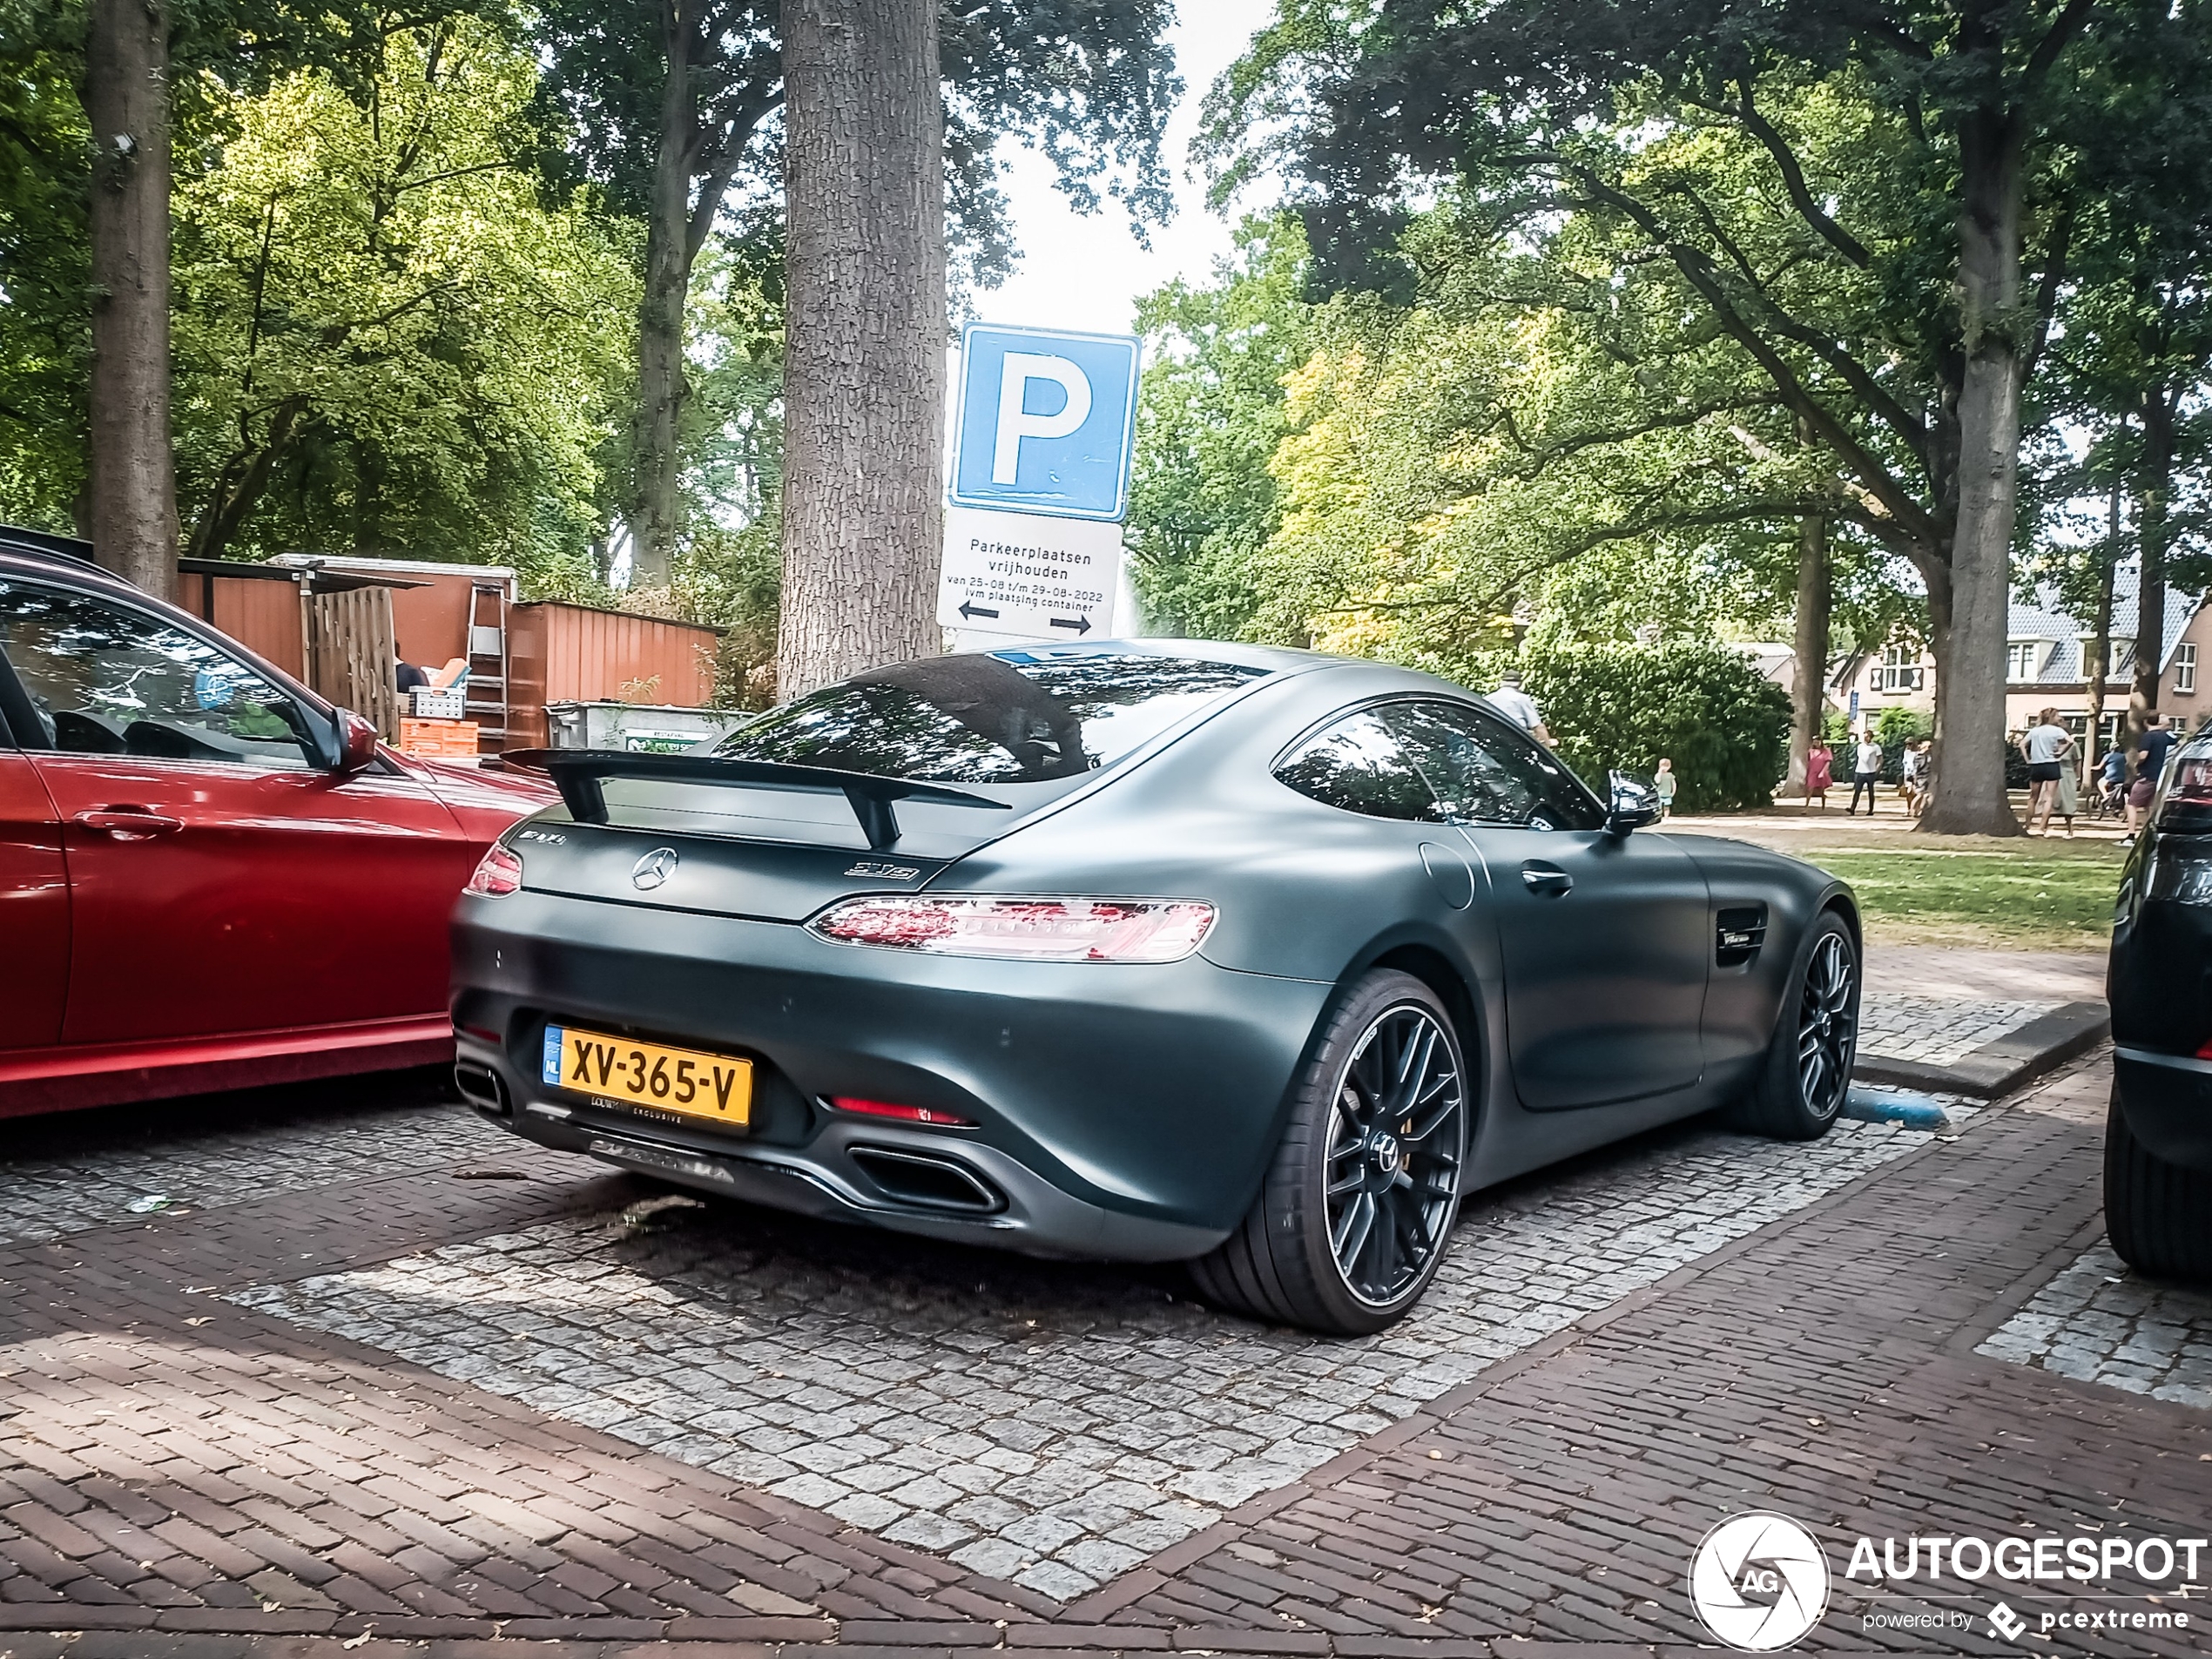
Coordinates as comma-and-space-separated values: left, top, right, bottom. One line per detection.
1804, 738, 1834, 810
2020, 708, 2074, 834
1846, 731, 1883, 814
1653, 757, 1677, 820
1487, 668, 1554, 746
2127, 712, 2178, 840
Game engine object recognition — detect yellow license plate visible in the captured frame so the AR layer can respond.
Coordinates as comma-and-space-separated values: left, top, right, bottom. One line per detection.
542, 1024, 752, 1127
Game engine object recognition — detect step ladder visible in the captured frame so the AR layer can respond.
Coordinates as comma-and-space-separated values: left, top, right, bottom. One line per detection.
463, 582, 509, 753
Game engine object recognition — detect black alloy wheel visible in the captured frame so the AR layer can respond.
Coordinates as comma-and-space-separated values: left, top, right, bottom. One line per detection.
1729, 909, 1858, 1140
1324, 1004, 1466, 1306
1190, 969, 1470, 1335
1796, 929, 1857, 1122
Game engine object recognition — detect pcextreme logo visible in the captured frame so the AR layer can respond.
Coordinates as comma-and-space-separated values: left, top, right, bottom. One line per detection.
1689, 1513, 1832, 1650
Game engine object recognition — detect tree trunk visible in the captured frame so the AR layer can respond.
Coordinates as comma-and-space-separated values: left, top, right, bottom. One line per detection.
776, 0, 946, 698
2128, 389, 2175, 772
630, 0, 693, 590
2083, 481, 2117, 786
1788, 514, 1831, 799
80, 0, 177, 599
1919, 106, 2023, 837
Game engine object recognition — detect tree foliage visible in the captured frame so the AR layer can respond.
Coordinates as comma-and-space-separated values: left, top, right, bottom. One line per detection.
1523, 639, 1792, 813
169, 18, 637, 569
1127, 215, 1312, 639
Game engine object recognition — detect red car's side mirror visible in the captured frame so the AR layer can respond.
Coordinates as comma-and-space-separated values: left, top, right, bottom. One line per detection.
334, 710, 381, 774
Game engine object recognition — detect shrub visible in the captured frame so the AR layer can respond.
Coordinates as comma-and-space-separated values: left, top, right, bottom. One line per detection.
1521, 642, 1792, 813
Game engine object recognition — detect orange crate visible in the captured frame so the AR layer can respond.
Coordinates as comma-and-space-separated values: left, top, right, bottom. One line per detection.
397, 718, 481, 759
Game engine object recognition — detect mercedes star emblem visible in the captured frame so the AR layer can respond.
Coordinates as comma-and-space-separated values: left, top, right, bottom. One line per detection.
631, 846, 680, 891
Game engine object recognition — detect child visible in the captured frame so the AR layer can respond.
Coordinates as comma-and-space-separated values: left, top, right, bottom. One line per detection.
1654, 758, 1677, 820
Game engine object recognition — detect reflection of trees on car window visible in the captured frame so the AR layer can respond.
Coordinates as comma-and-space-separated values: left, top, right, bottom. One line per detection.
1274, 712, 1441, 821
855, 656, 1090, 779
717, 652, 1268, 784
0, 582, 313, 768
1383, 700, 1604, 832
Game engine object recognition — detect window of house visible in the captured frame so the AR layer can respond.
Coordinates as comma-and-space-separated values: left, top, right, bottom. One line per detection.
2080, 638, 2136, 683
2006, 641, 2040, 683
2179, 643, 2198, 695
1879, 644, 1924, 692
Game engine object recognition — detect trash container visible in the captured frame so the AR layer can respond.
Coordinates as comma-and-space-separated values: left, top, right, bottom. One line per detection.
544, 701, 757, 753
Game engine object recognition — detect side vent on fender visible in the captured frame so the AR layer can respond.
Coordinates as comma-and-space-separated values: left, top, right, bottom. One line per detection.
1716, 906, 1768, 968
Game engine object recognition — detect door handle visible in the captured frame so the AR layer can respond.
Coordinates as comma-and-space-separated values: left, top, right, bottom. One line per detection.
74, 807, 184, 840
1521, 861, 1573, 897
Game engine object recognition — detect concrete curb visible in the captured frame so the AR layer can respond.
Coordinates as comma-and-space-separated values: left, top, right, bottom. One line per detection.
1852, 999, 2109, 1098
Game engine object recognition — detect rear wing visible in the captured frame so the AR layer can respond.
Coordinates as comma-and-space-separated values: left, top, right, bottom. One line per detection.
502, 748, 1012, 850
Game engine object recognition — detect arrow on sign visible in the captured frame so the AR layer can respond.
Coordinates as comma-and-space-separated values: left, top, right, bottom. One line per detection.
958, 601, 1001, 621
1049, 615, 1093, 635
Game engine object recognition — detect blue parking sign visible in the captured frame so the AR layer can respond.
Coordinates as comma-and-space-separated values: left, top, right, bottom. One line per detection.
949, 323, 1142, 523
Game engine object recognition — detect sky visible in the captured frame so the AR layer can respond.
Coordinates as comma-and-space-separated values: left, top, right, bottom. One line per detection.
962, 0, 1278, 337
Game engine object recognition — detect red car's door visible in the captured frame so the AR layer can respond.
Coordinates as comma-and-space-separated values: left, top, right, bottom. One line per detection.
0, 750, 68, 1051
0, 576, 473, 1047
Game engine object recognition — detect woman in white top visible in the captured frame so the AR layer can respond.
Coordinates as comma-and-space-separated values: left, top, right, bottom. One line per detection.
2019, 708, 2074, 834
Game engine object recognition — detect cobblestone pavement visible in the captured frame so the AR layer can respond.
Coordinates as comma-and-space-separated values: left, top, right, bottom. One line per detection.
1857, 993, 2061, 1067
0, 1075, 498, 1247
228, 1118, 1937, 1602
1977, 1243, 2212, 1407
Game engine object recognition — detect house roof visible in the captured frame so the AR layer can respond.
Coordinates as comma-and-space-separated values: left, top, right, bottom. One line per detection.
2009, 563, 2201, 679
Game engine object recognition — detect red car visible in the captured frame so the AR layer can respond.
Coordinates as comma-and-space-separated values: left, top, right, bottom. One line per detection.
0, 529, 551, 1116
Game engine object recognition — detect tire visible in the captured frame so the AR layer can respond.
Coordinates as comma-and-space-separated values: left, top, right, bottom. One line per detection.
2105, 1088, 2212, 1279
1190, 970, 1470, 1336
1728, 910, 1858, 1141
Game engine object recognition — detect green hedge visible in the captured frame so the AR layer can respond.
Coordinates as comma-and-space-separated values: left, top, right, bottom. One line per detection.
1521, 642, 1791, 813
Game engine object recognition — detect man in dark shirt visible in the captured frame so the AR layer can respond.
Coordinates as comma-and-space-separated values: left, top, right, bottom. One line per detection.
2128, 713, 2179, 839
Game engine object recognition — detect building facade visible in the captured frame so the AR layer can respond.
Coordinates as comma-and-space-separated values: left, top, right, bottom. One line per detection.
1835, 570, 2211, 751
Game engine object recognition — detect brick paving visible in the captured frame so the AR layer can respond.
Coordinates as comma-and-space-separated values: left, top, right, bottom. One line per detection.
225, 1117, 1935, 1602
0, 1073, 500, 1246
3, 1040, 2208, 1656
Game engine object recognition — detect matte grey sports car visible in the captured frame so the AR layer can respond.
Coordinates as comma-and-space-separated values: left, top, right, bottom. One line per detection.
451, 641, 1860, 1334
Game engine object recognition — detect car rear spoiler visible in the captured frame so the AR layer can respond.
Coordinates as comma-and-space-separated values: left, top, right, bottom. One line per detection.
502, 748, 1013, 850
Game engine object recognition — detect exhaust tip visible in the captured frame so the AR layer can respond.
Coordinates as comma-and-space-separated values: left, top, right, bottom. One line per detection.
848, 1145, 1004, 1214
455, 1062, 511, 1118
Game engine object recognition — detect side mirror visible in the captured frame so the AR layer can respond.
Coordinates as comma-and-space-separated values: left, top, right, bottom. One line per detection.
1605, 771, 1661, 835
333, 709, 380, 774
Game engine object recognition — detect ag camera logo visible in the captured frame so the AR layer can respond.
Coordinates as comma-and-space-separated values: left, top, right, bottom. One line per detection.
1689, 1512, 1831, 1650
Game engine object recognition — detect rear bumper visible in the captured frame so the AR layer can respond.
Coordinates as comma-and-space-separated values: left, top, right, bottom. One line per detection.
2114, 1048, 2212, 1172
451, 890, 1335, 1260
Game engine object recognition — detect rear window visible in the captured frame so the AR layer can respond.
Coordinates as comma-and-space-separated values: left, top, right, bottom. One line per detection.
715, 649, 1270, 783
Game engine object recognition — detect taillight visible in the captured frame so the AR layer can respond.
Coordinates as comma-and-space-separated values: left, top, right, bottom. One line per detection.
2156, 755, 2212, 833
830, 1096, 975, 1127
806, 895, 1216, 963
464, 844, 523, 897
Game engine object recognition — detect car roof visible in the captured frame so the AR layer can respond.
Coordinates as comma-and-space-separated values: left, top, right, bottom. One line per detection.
968, 635, 1489, 693
0, 524, 110, 577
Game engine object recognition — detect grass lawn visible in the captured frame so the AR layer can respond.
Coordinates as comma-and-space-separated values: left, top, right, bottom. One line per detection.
1792, 840, 2127, 949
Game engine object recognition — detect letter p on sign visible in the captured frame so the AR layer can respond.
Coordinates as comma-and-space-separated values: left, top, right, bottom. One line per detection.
951, 323, 1141, 523
993, 354, 1092, 483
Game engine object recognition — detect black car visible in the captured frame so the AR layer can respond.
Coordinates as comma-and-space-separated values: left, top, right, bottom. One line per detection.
451, 641, 1863, 1334
2107, 726, 2212, 1278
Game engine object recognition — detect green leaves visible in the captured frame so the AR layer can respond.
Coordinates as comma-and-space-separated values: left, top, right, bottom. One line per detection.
169, 20, 638, 569
1524, 639, 1792, 813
